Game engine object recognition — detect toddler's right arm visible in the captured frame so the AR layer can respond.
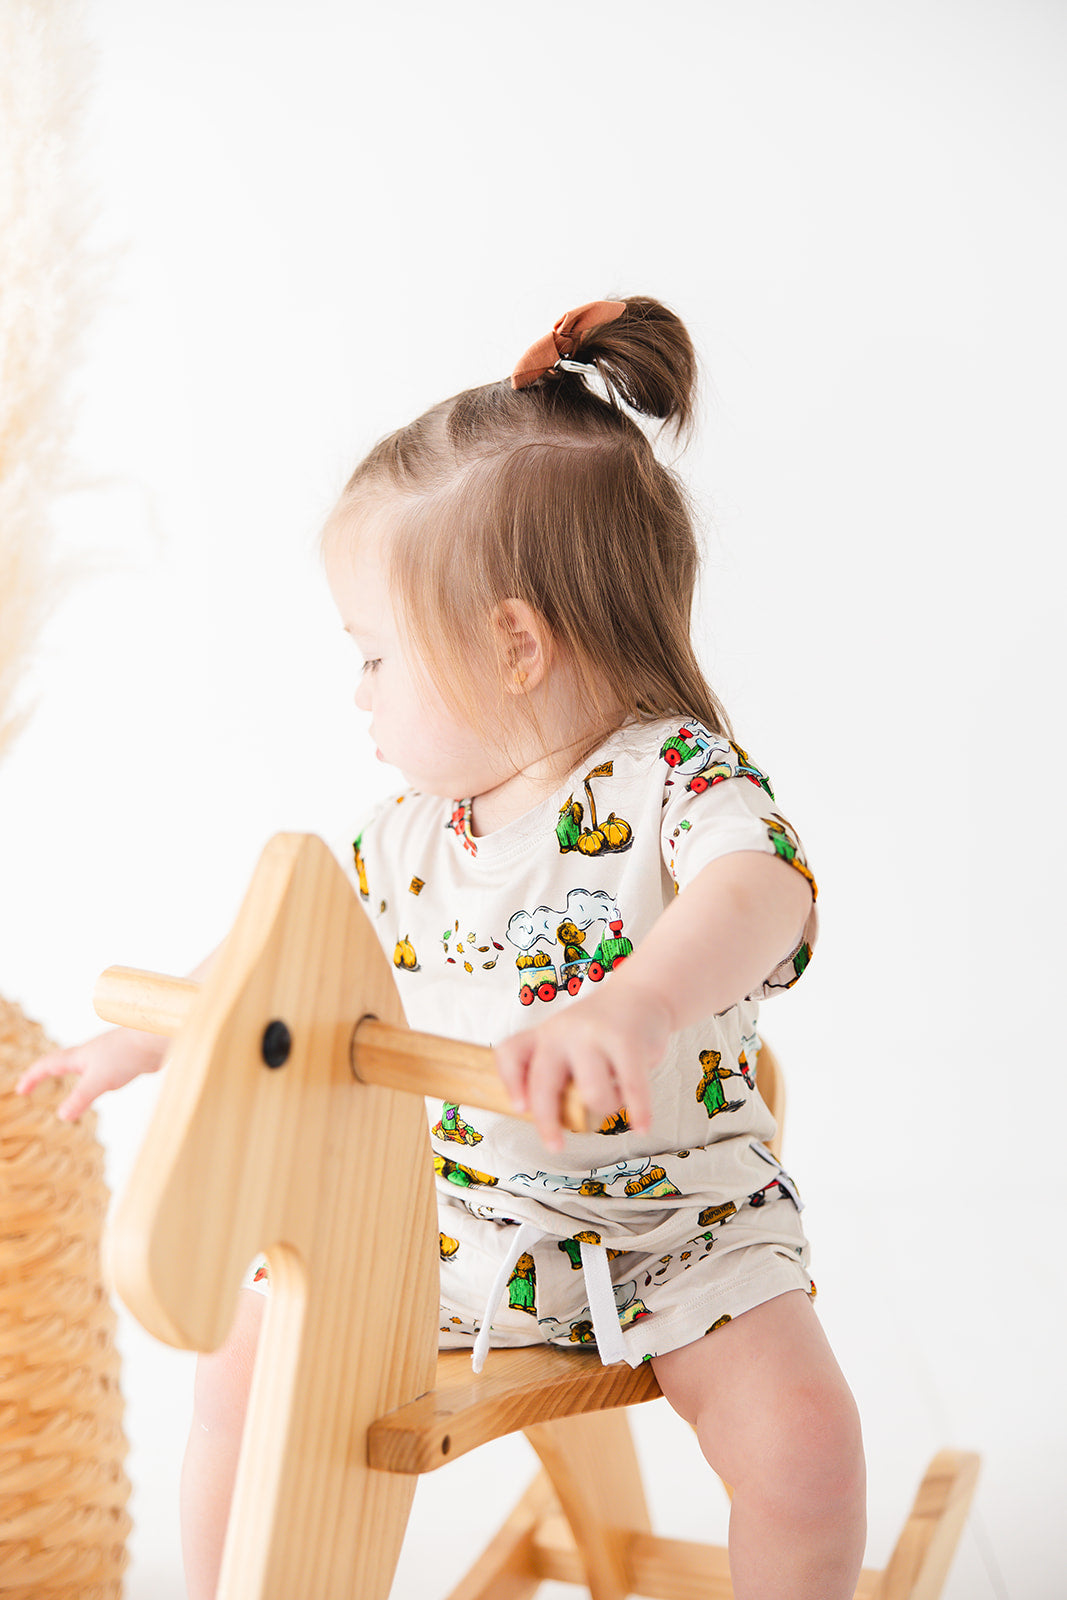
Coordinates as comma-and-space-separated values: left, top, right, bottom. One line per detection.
15, 941, 222, 1123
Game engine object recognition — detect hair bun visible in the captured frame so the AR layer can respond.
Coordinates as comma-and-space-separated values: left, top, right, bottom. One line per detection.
577, 296, 696, 435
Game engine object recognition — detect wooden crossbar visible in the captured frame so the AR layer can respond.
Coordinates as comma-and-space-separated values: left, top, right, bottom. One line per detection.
94, 965, 590, 1132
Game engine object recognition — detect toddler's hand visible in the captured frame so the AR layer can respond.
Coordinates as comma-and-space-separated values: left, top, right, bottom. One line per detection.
494, 981, 672, 1153
15, 1027, 166, 1122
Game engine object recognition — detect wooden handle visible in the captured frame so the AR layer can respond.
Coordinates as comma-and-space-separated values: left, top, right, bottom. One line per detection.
94, 966, 200, 1035
94, 965, 591, 1133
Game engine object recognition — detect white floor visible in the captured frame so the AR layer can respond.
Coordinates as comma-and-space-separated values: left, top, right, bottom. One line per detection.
115, 1179, 1064, 1600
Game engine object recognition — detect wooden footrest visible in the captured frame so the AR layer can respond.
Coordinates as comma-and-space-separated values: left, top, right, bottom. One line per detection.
450, 1503, 886, 1600
442, 1447, 981, 1600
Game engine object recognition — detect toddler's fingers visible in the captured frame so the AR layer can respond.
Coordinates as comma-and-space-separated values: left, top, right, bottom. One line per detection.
494, 1037, 531, 1114
15, 1052, 77, 1096
593, 1040, 650, 1135
615, 1064, 653, 1134
55, 1088, 91, 1123
571, 1052, 626, 1129
526, 1057, 574, 1153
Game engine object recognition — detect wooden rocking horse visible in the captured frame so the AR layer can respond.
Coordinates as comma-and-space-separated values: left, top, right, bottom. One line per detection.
95, 831, 979, 1600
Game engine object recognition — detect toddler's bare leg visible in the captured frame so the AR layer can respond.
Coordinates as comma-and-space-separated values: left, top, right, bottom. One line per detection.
180, 1287, 267, 1600
652, 1289, 866, 1600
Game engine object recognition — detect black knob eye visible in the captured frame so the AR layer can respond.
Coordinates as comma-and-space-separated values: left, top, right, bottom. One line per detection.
261, 1020, 292, 1068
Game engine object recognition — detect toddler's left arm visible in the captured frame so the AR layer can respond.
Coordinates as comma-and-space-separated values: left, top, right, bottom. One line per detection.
494, 851, 812, 1151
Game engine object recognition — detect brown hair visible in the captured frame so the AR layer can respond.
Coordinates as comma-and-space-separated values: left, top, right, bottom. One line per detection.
319, 295, 733, 758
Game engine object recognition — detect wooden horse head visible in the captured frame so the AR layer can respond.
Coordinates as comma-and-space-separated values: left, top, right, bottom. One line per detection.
98, 830, 589, 1600
104, 833, 440, 1600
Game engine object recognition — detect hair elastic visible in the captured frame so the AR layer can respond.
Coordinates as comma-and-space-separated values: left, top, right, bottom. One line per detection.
510, 299, 627, 390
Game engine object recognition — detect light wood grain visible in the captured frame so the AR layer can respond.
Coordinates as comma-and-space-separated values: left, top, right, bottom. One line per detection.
105, 834, 439, 1600
442, 1471, 556, 1600
524, 1408, 652, 1600
369, 1345, 660, 1474
879, 1450, 983, 1600
93, 966, 199, 1035
352, 1016, 589, 1134
94, 968, 590, 1133
531, 1518, 888, 1599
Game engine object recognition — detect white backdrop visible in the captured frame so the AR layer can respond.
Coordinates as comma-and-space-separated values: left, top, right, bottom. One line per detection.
1, 2, 1064, 1596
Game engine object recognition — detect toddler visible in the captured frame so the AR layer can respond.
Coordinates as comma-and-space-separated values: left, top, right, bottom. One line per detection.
19, 296, 865, 1600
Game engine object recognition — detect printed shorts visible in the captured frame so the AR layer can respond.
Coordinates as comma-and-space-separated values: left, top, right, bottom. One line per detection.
241, 1183, 814, 1368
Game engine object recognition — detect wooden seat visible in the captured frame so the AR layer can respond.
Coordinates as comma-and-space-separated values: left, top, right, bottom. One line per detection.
367, 1344, 659, 1474
97, 831, 980, 1600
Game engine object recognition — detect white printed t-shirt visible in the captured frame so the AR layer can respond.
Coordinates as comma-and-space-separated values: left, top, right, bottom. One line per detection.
341, 716, 820, 1362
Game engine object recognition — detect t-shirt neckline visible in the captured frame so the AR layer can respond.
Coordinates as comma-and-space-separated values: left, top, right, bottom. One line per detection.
446, 717, 673, 865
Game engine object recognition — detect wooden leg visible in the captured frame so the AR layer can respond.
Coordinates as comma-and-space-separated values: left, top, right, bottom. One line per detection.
440, 1407, 652, 1600
441, 1470, 557, 1600
436, 1432, 978, 1600
878, 1450, 981, 1600
523, 1406, 653, 1600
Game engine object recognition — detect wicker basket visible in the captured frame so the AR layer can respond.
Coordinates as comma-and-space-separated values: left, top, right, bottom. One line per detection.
0, 996, 131, 1598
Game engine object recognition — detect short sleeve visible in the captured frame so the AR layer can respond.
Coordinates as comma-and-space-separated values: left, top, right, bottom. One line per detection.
657, 722, 818, 998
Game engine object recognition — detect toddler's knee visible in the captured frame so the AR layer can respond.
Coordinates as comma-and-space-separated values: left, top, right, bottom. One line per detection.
781, 1383, 865, 1525
797, 1382, 865, 1514
723, 1381, 866, 1527
191, 1290, 265, 1437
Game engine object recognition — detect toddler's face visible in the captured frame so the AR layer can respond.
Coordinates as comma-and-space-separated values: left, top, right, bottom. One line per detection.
325, 528, 516, 800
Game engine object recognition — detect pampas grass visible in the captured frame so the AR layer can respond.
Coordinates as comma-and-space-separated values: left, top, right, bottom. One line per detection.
0, 0, 114, 766
1, 5, 133, 1593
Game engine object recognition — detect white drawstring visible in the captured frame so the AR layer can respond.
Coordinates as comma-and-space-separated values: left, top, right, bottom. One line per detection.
579, 1239, 628, 1365
471, 1224, 628, 1373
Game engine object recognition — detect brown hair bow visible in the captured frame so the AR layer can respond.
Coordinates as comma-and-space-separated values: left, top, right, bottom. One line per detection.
510, 299, 627, 390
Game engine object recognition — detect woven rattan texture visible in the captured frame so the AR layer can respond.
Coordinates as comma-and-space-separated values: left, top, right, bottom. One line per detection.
0, 998, 131, 1598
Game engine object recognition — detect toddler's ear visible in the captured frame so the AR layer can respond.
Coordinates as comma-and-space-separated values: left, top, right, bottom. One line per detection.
492, 598, 551, 693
